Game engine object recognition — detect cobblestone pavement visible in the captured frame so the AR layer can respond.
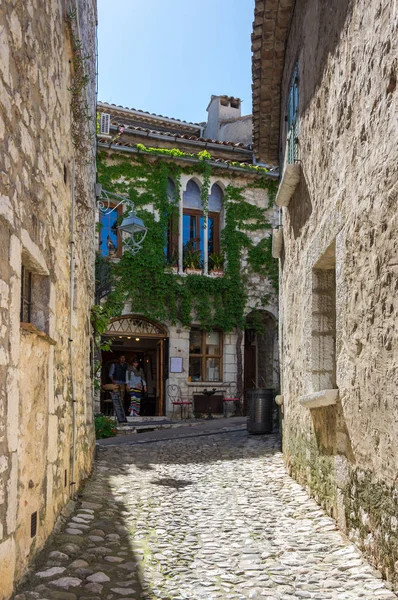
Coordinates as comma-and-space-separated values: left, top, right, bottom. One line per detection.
14, 430, 397, 600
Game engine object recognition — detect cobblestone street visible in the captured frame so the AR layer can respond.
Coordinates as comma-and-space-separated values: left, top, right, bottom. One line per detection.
14, 428, 397, 600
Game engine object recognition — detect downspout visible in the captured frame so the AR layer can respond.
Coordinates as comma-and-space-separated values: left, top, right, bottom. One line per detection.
69, 158, 77, 498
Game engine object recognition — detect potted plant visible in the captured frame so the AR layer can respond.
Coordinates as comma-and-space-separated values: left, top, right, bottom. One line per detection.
165, 248, 179, 274
183, 240, 202, 275
209, 252, 224, 277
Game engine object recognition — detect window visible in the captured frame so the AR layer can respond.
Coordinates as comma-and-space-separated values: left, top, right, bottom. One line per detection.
20, 266, 32, 323
20, 263, 50, 333
287, 64, 299, 164
311, 242, 336, 392
99, 205, 122, 257
182, 210, 219, 260
182, 180, 221, 264
189, 329, 223, 382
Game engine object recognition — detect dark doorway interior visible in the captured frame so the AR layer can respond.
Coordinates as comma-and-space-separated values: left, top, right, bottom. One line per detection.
101, 336, 165, 416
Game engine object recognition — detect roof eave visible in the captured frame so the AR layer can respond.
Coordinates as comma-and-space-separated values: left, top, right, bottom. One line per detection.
251, 0, 295, 166
98, 101, 201, 133
97, 140, 278, 180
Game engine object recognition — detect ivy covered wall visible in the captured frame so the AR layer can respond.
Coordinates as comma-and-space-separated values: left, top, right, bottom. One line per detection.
95, 147, 279, 334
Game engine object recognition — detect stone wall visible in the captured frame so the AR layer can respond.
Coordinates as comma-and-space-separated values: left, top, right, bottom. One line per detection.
219, 116, 253, 146
0, 1, 97, 597
278, 0, 398, 587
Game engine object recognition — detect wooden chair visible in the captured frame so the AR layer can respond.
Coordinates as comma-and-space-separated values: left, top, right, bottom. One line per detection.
167, 384, 192, 421
223, 382, 243, 417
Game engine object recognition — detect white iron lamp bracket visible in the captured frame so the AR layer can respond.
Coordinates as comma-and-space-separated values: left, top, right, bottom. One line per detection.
96, 186, 147, 255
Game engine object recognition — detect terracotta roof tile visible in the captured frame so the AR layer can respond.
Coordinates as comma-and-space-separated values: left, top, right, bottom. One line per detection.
98, 101, 200, 128
110, 122, 253, 151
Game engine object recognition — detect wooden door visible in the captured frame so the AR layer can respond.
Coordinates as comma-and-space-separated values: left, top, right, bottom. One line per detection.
244, 344, 256, 412
156, 339, 164, 416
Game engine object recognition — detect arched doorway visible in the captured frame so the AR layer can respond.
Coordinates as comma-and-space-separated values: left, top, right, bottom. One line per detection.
101, 315, 168, 417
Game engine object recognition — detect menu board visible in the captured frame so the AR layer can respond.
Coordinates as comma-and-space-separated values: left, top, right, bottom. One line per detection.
111, 392, 127, 423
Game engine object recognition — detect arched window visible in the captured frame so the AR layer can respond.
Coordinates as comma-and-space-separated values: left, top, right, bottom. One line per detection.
165, 178, 178, 265
208, 184, 223, 256
208, 183, 223, 212
183, 179, 221, 263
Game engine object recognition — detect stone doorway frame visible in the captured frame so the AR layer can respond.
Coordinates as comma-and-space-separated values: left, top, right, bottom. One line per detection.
101, 315, 168, 416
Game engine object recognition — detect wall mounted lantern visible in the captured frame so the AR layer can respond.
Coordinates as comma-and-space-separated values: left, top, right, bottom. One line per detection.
96, 185, 147, 255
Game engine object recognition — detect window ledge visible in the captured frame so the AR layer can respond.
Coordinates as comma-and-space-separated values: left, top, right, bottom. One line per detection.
299, 389, 338, 409
186, 382, 224, 387
20, 322, 56, 345
275, 163, 301, 207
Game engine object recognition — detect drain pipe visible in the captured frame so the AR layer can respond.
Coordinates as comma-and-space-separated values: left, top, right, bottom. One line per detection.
69, 158, 77, 498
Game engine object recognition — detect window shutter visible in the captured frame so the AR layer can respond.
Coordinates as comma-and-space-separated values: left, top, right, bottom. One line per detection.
99, 113, 110, 135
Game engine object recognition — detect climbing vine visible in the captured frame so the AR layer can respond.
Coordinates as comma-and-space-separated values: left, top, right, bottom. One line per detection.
94, 149, 278, 334
67, 9, 93, 157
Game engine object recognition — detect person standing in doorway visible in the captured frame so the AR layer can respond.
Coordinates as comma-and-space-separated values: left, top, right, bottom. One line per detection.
109, 355, 128, 407
126, 357, 147, 417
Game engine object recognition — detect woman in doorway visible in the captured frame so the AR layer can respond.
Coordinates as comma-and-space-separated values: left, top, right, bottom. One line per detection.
126, 357, 147, 417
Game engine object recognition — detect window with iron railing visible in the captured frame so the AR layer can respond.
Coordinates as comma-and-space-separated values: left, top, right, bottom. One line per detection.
287, 65, 299, 164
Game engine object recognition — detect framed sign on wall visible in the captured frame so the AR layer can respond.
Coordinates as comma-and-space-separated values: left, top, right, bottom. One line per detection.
170, 357, 183, 373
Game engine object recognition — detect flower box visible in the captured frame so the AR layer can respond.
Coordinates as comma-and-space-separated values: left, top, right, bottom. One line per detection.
185, 268, 202, 276
165, 265, 178, 274
209, 270, 224, 278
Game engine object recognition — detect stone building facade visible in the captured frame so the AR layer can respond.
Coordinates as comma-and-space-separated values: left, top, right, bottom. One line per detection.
0, 2, 97, 597
252, 0, 398, 588
96, 97, 279, 419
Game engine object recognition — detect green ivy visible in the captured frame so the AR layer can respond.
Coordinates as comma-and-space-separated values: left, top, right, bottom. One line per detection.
95, 150, 278, 333
95, 415, 117, 439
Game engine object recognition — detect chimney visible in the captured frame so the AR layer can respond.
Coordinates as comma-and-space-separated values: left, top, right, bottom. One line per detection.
204, 95, 242, 140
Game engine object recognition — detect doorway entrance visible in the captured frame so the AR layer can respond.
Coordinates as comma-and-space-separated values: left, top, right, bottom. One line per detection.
244, 310, 278, 410
101, 315, 168, 417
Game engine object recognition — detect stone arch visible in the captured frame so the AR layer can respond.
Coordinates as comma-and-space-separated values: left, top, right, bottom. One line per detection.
167, 177, 177, 201
183, 176, 202, 192
211, 179, 226, 193
183, 178, 202, 210
105, 314, 168, 338
209, 183, 223, 212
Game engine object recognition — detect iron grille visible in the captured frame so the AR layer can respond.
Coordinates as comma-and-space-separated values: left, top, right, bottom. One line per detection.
286, 65, 299, 164
31, 511, 37, 537
20, 266, 32, 323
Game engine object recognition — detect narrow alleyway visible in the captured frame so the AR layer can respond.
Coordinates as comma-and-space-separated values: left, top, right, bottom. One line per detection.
14, 428, 397, 600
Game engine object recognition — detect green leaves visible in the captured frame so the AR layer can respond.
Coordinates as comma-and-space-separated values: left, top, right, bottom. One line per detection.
96, 152, 278, 332
95, 415, 117, 439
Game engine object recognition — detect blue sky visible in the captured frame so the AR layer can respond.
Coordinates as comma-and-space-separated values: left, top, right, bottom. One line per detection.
97, 0, 255, 124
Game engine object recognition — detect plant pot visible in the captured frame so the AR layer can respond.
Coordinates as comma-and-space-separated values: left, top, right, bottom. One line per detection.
209, 270, 224, 278
185, 268, 202, 275
165, 265, 178, 274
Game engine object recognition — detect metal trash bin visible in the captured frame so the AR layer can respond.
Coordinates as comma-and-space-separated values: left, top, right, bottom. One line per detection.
247, 388, 273, 434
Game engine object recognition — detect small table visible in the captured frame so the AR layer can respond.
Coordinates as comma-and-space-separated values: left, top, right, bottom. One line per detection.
193, 394, 225, 416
